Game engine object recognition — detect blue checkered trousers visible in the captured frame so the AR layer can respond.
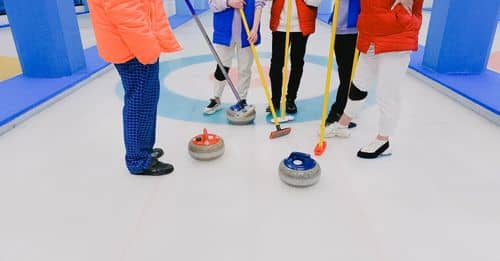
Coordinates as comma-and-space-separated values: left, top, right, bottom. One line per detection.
114, 58, 160, 173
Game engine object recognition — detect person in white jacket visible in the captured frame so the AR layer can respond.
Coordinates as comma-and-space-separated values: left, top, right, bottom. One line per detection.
203, 0, 265, 115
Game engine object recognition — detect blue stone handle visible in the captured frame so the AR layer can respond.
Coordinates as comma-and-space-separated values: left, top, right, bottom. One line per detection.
284, 152, 316, 171
288, 152, 311, 161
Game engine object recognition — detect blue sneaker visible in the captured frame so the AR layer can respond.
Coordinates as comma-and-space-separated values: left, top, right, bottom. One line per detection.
229, 99, 247, 112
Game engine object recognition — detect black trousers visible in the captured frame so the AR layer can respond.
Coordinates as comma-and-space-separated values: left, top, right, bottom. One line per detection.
326, 33, 359, 123
269, 31, 309, 106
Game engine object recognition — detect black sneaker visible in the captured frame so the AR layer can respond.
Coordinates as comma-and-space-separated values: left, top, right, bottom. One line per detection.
150, 148, 164, 159
286, 100, 297, 114
326, 121, 357, 129
203, 98, 222, 115
134, 158, 174, 176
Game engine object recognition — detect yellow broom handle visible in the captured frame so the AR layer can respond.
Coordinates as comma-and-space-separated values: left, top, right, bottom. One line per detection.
239, 9, 281, 126
318, 0, 340, 148
280, 0, 293, 119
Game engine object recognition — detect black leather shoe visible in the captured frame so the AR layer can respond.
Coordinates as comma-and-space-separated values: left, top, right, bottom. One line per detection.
135, 158, 174, 176
286, 100, 297, 114
151, 148, 164, 159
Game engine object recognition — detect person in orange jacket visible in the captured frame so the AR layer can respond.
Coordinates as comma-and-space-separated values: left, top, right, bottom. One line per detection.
324, 0, 423, 159
87, 0, 182, 175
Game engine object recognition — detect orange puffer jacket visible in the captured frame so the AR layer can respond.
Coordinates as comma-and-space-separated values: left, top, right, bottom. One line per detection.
87, 0, 182, 65
357, 0, 423, 54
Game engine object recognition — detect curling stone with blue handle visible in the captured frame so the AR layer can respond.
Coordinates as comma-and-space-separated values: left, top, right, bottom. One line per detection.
226, 102, 256, 125
279, 152, 321, 187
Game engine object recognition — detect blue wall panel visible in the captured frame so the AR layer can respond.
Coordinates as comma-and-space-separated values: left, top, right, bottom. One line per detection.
423, 0, 500, 74
4, 0, 86, 77
0, 0, 5, 15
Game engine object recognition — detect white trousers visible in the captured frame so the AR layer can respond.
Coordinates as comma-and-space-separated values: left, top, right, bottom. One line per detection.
213, 43, 253, 100
344, 45, 411, 137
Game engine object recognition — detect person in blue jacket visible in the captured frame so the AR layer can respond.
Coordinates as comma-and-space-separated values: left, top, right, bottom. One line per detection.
203, 0, 265, 114
324, 0, 361, 134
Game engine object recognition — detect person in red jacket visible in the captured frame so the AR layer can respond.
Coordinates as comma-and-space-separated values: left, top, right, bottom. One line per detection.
266, 0, 318, 114
87, 0, 182, 175
324, 0, 423, 159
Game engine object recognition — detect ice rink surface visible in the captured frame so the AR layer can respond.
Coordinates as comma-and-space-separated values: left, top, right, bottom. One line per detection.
0, 7, 499, 261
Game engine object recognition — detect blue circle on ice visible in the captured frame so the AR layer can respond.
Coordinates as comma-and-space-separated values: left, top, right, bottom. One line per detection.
116, 52, 375, 125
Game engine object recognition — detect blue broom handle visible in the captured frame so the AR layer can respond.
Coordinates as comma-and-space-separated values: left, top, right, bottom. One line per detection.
184, 0, 197, 15
183, 0, 242, 101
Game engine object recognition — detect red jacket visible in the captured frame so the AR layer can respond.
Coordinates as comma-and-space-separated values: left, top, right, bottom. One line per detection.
270, 0, 318, 36
357, 0, 423, 54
